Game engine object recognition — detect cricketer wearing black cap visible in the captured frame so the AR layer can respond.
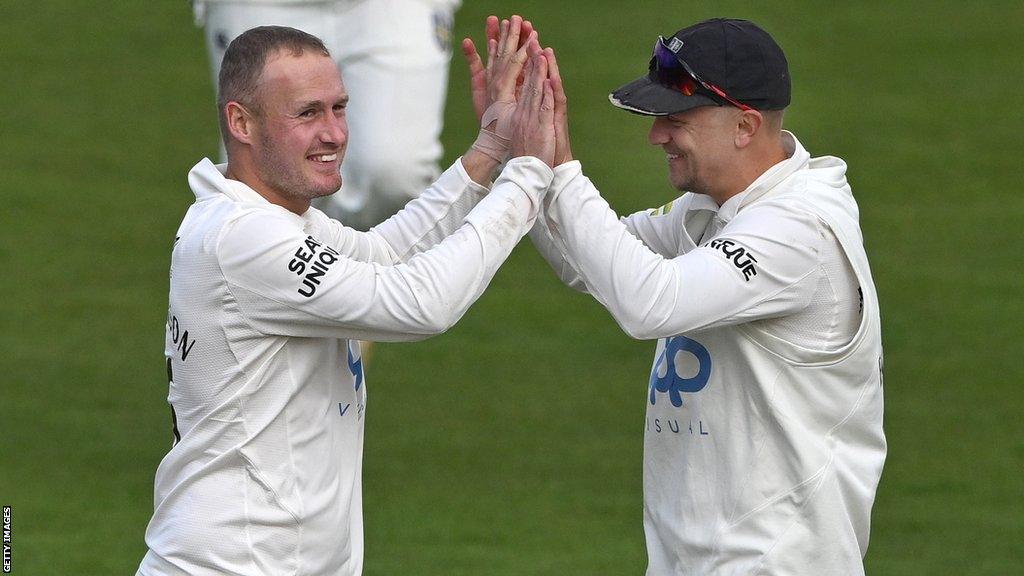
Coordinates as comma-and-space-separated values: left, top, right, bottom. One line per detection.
530, 16, 886, 576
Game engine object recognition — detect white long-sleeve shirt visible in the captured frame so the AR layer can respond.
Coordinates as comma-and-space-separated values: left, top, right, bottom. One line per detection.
532, 132, 886, 575
138, 156, 552, 576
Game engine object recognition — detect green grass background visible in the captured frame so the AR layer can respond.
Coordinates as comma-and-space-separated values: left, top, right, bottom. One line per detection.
1, 0, 1022, 574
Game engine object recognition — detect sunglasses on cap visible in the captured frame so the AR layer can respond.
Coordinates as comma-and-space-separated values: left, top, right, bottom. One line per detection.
650, 36, 752, 111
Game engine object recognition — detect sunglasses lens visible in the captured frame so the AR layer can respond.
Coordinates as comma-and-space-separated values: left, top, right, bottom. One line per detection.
650, 42, 697, 95
653, 38, 681, 70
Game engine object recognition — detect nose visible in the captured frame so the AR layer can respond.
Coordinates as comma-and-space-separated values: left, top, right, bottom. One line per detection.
321, 113, 348, 148
648, 117, 671, 146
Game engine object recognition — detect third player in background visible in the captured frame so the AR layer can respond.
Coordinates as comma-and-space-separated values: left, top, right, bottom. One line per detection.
194, 0, 460, 230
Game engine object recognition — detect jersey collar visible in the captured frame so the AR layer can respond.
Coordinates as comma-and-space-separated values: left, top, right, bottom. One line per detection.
716, 130, 809, 224
188, 158, 269, 204
188, 158, 308, 224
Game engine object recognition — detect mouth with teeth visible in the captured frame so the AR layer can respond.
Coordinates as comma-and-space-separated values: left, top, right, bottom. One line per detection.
666, 153, 682, 161
309, 153, 338, 163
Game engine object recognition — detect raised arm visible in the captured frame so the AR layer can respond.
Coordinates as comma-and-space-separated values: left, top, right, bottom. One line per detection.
528, 48, 705, 291
218, 51, 557, 342
529, 50, 819, 339
541, 166, 821, 340
315, 16, 542, 264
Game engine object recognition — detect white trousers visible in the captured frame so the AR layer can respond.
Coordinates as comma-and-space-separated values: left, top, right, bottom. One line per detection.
200, 0, 457, 229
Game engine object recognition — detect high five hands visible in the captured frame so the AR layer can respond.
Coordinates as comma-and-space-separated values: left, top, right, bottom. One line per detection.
463, 15, 573, 169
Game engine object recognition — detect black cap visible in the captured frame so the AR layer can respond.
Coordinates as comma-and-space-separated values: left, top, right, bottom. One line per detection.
609, 18, 790, 116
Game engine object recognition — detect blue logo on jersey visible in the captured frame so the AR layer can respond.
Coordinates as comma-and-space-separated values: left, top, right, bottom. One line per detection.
347, 341, 364, 391
649, 336, 711, 407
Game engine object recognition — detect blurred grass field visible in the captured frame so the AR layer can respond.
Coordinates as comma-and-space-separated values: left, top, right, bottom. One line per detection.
1, 0, 1022, 574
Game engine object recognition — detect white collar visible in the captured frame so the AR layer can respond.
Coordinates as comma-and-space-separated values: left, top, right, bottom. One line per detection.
714, 130, 809, 224
187, 158, 309, 224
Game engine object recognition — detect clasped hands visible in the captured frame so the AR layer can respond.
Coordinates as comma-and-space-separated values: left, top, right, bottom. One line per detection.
463, 15, 573, 169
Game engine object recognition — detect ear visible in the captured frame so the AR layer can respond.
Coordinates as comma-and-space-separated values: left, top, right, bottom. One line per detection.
735, 109, 763, 148
225, 101, 257, 145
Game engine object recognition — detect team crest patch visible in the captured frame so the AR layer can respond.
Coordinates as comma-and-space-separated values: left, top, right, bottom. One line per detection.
433, 11, 453, 52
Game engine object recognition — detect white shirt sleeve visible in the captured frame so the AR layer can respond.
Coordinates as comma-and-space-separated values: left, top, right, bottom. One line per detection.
528, 206, 589, 293
307, 158, 490, 266
217, 157, 553, 342
542, 163, 822, 340
529, 162, 715, 293
529, 162, 668, 292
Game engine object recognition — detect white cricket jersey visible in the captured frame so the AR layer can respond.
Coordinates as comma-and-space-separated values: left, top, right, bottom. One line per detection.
533, 132, 886, 575
138, 156, 552, 576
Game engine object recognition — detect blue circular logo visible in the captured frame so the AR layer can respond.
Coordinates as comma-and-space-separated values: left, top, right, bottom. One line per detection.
648, 336, 711, 407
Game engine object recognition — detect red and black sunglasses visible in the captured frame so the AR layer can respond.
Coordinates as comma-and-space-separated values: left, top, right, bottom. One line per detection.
650, 36, 752, 111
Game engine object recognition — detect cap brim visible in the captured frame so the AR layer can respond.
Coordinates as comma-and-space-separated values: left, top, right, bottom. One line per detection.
609, 75, 719, 116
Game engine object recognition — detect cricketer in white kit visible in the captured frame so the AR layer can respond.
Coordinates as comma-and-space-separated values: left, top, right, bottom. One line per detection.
195, 0, 462, 229
140, 157, 549, 576
138, 20, 553, 575
531, 19, 886, 575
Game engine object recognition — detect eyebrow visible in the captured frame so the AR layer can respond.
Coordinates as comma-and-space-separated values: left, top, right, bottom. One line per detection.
295, 95, 349, 110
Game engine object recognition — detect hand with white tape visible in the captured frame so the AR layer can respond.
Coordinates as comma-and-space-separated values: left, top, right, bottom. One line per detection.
462, 15, 541, 163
